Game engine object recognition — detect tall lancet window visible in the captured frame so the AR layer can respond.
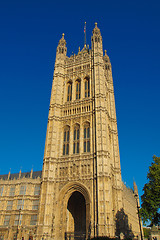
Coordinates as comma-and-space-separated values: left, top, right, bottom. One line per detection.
73, 125, 80, 154
67, 82, 72, 101
76, 80, 81, 100
63, 126, 70, 155
84, 123, 90, 152
84, 77, 90, 98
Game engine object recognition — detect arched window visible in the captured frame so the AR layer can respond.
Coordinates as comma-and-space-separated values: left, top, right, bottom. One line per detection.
67, 82, 72, 101
84, 78, 90, 98
84, 123, 90, 152
63, 126, 70, 155
73, 125, 80, 154
76, 80, 81, 100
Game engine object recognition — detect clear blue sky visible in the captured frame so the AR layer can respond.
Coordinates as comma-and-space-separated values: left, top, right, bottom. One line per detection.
0, 0, 160, 201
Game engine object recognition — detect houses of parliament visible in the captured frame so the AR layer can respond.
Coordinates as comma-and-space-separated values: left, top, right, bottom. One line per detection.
0, 23, 141, 240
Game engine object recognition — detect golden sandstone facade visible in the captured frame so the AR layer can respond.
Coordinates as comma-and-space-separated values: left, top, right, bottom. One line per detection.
0, 23, 141, 240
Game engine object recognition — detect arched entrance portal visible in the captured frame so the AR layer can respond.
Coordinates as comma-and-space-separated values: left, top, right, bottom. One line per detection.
66, 191, 86, 239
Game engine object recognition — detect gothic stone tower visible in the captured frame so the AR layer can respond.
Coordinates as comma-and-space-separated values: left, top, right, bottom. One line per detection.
37, 23, 123, 239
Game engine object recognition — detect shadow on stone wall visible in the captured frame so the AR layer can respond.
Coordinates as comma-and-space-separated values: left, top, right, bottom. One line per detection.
115, 208, 135, 240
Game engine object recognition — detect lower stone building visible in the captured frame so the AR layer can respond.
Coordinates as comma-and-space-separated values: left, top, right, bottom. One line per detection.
0, 23, 142, 240
0, 171, 41, 240
0, 172, 141, 239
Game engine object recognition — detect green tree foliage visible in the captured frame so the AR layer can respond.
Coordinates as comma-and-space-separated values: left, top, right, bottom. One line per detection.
140, 156, 160, 226
143, 228, 150, 238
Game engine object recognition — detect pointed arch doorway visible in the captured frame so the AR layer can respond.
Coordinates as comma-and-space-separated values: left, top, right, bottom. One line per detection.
66, 191, 86, 239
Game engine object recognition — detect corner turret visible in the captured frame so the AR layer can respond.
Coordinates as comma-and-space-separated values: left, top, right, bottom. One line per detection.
104, 50, 110, 62
56, 33, 67, 59
104, 50, 111, 71
91, 22, 103, 52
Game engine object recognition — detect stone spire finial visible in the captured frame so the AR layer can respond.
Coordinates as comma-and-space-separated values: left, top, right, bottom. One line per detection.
30, 169, 33, 178
92, 22, 101, 35
19, 169, 21, 179
104, 49, 110, 63
56, 33, 67, 57
8, 170, 11, 180
133, 181, 138, 195
58, 33, 66, 46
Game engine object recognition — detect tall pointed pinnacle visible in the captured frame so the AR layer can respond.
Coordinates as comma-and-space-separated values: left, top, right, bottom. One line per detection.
133, 181, 138, 196
104, 49, 111, 68
104, 50, 110, 61
59, 33, 66, 45
19, 169, 21, 179
8, 170, 11, 180
56, 33, 67, 58
92, 22, 103, 52
92, 22, 101, 36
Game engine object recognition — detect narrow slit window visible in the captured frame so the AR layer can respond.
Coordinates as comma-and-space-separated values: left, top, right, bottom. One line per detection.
85, 78, 90, 98
63, 127, 70, 155
73, 126, 80, 154
76, 81, 81, 100
67, 83, 72, 101
84, 124, 90, 152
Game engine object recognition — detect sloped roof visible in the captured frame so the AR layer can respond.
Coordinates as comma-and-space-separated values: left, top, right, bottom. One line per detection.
0, 171, 42, 180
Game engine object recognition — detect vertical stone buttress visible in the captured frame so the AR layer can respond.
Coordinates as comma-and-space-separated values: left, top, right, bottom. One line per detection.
91, 23, 123, 236
37, 34, 67, 239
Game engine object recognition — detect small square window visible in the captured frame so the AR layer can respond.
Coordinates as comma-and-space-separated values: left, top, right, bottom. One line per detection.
9, 187, 15, 196
34, 186, 40, 196
30, 215, 37, 225
6, 201, 13, 210
4, 215, 10, 226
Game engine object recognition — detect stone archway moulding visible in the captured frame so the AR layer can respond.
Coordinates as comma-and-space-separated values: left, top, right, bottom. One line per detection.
55, 181, 91, 239
58, 181, 91, 204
